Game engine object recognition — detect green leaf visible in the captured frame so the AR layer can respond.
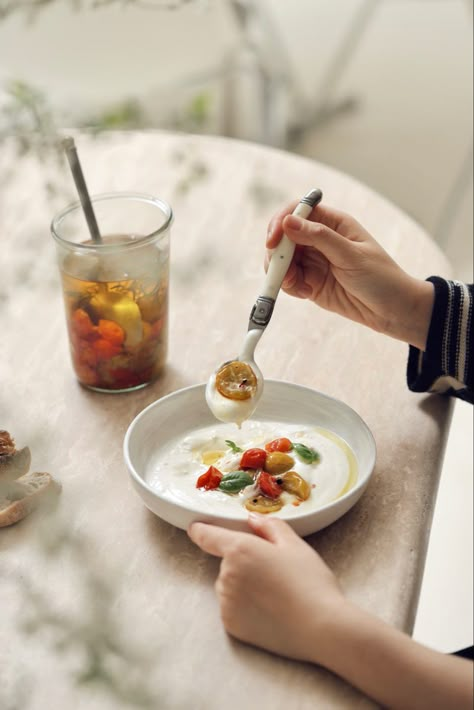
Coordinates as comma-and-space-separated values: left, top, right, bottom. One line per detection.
225, 439, 242, 454
292, 442, 320, 464
218, 471, 254, 494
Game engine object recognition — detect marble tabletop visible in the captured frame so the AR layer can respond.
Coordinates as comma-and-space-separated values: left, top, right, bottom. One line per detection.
0, 130, 452, 710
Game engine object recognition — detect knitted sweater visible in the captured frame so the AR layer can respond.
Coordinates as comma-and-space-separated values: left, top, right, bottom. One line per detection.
407, 277, 474, 404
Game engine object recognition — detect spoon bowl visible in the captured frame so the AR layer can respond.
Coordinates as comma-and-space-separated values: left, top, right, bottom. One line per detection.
206, 333, 264, 425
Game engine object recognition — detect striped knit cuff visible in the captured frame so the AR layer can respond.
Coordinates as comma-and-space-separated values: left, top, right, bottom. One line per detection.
407, 277, 473, 403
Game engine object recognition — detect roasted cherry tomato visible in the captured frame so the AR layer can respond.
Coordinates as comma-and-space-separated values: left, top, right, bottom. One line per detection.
264, 452, 294, 474
281, 471, 311, 501
265, 437, 293, 453
245, 495, 282, 514
93, 338, 122, 361
215, 361, 258, 401
240, 448, 267, 470
196, 465, 223, 490
258, 471, 282, 499
71, 308, 98, 340
97, 319, 125, 346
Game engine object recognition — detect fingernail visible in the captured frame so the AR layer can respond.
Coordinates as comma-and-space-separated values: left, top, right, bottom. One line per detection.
285, 215, 302, 231
266, 223, 274, 244
248, 513, 264, 523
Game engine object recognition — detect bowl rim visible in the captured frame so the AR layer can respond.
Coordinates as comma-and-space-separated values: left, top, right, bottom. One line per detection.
123, 380, 377, 524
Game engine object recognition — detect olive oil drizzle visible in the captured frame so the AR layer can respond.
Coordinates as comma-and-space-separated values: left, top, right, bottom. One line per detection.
315, 428, 358, 500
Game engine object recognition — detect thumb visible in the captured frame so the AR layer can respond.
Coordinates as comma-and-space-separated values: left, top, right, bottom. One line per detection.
247, 513, 298, 544
283, 214, 356, 268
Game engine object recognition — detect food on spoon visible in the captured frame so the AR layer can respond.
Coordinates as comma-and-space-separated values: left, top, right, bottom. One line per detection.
215, 361, 258, 401
264, 451, 294, 474
0, 431, 61, 527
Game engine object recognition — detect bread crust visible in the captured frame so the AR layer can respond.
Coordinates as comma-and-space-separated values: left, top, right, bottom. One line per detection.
0, 446, 31, 482
0, 471, 61, 528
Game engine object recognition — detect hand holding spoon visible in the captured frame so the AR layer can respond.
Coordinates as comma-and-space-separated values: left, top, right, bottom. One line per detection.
206, 188, 323, 425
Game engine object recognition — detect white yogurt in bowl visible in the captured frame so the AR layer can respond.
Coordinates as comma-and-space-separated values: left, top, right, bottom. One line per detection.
147, 421, 357, 519
124, 381, 376, 536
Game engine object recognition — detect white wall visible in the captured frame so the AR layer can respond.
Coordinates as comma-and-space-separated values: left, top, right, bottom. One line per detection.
0, 1, 234, 112
0, 0, 472, 273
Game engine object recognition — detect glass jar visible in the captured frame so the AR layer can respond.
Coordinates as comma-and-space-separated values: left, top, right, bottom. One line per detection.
51, 192, 172, 393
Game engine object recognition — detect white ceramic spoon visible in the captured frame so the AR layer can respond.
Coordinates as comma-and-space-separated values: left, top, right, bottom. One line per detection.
206, 188, 323, 425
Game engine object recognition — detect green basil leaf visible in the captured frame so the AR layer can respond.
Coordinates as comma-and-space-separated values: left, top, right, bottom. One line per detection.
225, 439, 242, 454
292, 442, 320, 464
218, 470, 254, 493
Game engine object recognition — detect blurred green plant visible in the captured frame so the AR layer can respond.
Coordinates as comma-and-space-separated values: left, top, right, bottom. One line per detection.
84, 99, 144, 133
0, 76, 213, 198
0, 0, 214, 198
176, 91, 213, 132
0, 80, 147, 196
1, 80, 58, 148
171, 147, 209, 196
0, 79, 65, 196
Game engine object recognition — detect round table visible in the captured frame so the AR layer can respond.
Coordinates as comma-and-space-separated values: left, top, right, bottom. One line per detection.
0, 131, 452, 710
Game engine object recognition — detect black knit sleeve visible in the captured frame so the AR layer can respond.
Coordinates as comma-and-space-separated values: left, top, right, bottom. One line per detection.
407, 277, 474, 404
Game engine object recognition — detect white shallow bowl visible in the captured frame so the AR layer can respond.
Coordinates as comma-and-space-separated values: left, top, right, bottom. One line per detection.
124, 380, 376, 537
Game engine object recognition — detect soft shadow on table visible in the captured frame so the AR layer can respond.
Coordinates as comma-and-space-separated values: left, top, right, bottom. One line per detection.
304, 474, 380, 577
127, 365, 196, 418
77, 364, 194, 420
228, 639, 375, 709
0, 490, 62, 552
142, 508, 221, 579
416, 393, 454, 433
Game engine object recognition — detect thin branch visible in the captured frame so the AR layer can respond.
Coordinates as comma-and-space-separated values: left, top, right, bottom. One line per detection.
0, 0, 197, 20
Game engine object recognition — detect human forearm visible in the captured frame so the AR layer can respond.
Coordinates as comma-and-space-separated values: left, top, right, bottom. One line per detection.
313, 601, 473, 710
189, 517, 473, 708
382, 276, 435, 351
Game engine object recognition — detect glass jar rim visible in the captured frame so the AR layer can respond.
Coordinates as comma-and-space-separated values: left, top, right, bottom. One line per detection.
50, 192, 173, 251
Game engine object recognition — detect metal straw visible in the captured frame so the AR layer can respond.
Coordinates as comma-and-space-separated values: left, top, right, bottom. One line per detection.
62, 136, 102, 244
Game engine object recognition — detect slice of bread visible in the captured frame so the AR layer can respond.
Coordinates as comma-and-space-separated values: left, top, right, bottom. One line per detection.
0, 446, 31, 483
0, 471, 61, 528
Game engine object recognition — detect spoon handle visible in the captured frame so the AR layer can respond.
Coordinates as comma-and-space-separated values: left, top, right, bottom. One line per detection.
262, 188, 322, 300
248, 188, 322, 330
